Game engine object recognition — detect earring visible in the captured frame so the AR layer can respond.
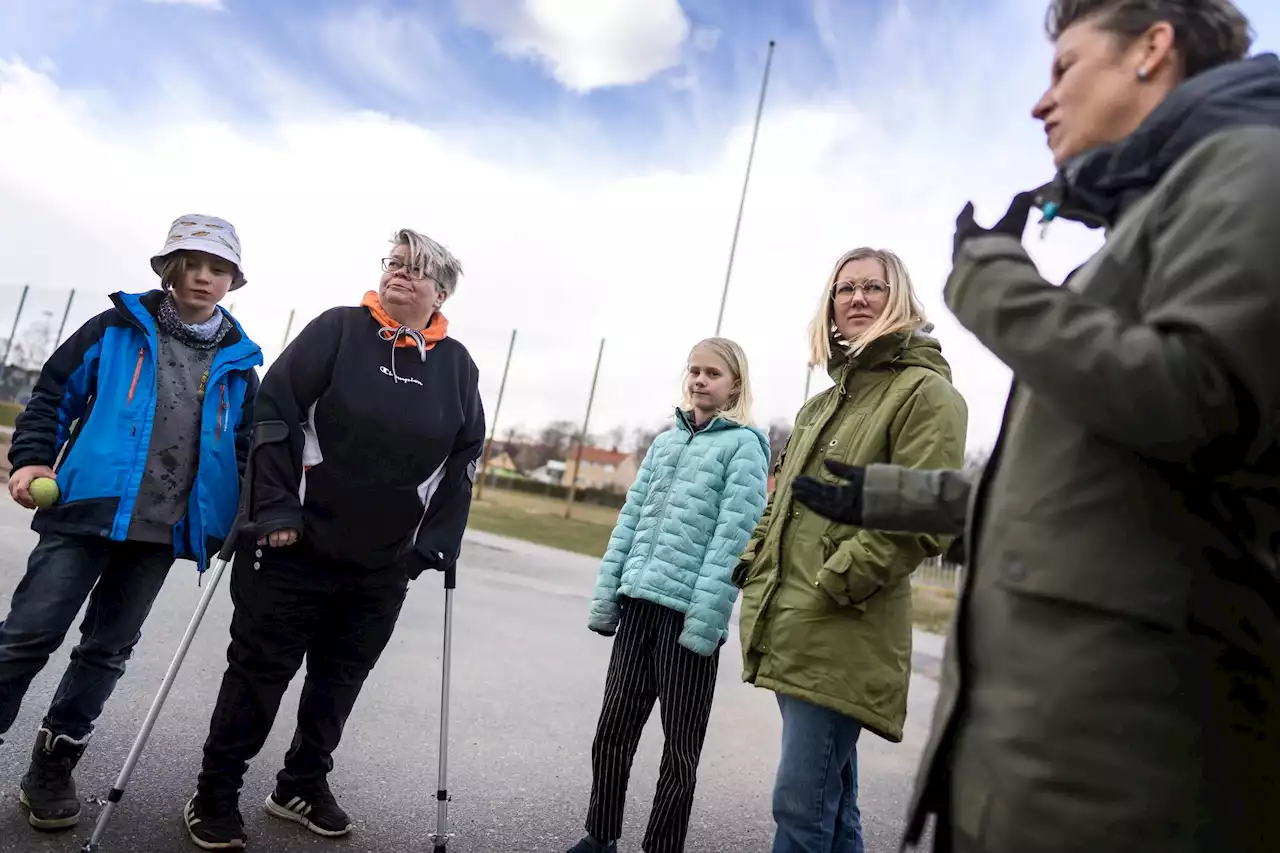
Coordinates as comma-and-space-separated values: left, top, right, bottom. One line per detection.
1137, 67, 1149, 81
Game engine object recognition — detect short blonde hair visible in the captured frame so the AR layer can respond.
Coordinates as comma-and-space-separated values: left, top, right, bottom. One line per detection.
680, 337, 755, 426
807, 247, 928, 367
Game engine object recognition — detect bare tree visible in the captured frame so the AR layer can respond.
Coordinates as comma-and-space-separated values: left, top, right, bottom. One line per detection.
513, 445, 541, 473
606, 424, 628, 453
767, 420, 793, 468
10, 311, 57, 371
630, 422, 667, 459
538, 420, 578, 461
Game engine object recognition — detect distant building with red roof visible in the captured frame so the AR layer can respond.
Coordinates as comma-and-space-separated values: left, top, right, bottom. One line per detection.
562, 444, 638, 494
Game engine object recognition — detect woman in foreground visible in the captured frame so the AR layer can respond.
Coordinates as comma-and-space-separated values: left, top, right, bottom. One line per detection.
797, 2, 1280, 851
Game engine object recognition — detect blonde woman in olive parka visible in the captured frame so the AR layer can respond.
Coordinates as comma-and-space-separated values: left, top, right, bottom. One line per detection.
733, 247, 967, 853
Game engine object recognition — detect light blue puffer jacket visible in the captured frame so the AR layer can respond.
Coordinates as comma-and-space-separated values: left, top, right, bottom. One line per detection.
589, 409, 771, 656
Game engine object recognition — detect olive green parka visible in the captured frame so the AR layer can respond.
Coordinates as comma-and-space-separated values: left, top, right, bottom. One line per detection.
734, 329, 968, 741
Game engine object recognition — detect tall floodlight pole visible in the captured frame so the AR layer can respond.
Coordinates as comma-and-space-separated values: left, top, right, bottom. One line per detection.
281, 309, 296, 351
55, 290, 76, 347
0, 284, 30, 382
714, 39, 776, 336
474, 328, 517, 502
565, 338, 606, 520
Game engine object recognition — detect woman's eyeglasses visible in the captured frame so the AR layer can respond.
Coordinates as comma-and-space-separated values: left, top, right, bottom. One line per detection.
382, 258, 430, 280
832, 279, 889, 301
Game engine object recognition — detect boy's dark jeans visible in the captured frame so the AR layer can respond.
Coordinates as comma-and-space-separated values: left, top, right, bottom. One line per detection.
0, 533, 174, 741
197, 537, 409, 801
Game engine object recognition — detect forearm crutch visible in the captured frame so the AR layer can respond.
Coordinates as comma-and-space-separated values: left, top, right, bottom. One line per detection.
81, 421, 287, 853
428, 561, 456, 852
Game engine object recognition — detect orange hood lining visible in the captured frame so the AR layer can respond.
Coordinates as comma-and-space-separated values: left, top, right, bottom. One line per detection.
362, 290, 448, 349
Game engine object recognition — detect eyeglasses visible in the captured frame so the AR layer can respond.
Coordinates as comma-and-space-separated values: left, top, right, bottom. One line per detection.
832, 279, 889, 301
381, 257, 431, 280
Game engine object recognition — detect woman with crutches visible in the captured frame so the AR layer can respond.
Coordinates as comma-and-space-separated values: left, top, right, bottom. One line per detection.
182, 228, 485, 850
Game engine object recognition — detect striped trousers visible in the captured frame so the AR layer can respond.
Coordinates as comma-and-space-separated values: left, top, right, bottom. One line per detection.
587, 596, 720, 853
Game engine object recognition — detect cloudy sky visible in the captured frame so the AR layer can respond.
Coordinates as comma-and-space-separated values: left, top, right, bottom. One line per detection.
2, 0, 1278, 452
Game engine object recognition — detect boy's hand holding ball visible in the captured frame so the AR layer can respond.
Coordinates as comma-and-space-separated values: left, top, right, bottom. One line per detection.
30, 477, 59, 507
8, 465, 58, 510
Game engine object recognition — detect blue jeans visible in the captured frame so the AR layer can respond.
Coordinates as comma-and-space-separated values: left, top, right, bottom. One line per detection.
0, 533, 173, 741
771, 694, 864, 853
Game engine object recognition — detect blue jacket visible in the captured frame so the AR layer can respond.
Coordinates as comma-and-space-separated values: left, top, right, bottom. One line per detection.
8, 290, 263, 571
589, 409, 771, 656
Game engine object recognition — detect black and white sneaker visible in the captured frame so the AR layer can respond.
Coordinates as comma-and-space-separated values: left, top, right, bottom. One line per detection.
264, 780, 353, 837
183, 794, 247, 850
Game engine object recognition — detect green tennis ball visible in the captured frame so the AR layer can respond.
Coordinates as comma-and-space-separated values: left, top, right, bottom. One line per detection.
29, 477, 59, 508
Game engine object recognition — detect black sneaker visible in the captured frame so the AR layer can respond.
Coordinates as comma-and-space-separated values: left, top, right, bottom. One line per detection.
265, 779, 353, 837
18, 727, 88, 830
568, 835, 617, 853
183, 794, 247, 850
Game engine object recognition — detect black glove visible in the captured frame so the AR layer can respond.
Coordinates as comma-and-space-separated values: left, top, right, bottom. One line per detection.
953, 191, 1036, 262
401, 547, 447, 580
790, 460, 867, 526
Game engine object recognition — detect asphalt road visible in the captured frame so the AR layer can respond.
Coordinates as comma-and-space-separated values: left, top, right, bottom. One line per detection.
0, 499, 943, 852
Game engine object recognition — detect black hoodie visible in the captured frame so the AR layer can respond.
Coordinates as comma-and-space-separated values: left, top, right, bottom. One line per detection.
248, 302, 485, 571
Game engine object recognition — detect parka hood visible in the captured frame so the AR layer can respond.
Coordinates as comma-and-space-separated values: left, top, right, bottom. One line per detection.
827, 327, 953, 384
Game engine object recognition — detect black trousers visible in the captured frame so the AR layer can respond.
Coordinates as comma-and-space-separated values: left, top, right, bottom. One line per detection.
587, 596, 720, 853
197, 538, 408, 800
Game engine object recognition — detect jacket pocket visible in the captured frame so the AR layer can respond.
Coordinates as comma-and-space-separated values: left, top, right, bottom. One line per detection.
814, 534, 867, 611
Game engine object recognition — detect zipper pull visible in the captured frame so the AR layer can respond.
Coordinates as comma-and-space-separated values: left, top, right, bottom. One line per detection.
1038, 200, 1059, 240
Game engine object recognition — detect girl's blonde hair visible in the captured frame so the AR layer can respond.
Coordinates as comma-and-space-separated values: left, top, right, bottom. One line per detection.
680, 337, 755, 425
807, 247, 928, 367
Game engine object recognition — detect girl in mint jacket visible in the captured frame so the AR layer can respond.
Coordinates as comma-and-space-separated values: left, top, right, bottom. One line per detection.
568, 337, 770, 853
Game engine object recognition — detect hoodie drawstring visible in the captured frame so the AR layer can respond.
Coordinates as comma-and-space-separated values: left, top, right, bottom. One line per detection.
378, 325, 428, 382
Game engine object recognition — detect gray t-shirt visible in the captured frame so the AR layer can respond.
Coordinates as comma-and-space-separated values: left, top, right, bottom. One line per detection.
127, 330, 217, 544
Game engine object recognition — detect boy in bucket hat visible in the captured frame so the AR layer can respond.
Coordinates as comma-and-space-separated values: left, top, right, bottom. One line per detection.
0, 214, 263, 832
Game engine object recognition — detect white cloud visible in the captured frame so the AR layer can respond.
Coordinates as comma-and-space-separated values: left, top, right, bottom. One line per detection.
0, 1, 1118, 454
457, 0, 691, 92
143, 0, 225, 9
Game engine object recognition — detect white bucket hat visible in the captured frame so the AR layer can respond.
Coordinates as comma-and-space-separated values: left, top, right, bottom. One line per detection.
150, 214, 247, 290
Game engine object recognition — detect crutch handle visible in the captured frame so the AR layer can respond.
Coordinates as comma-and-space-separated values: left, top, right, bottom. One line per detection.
212, 419, 292, 564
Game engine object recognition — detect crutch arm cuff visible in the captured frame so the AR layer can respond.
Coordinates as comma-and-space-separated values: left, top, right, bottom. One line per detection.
217, 420, 297, 562
252, 419, 291, 446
